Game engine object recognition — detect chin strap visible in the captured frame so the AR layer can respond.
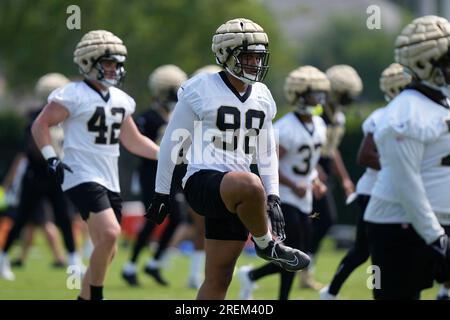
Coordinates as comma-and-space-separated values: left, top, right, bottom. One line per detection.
422, 80, 450, 97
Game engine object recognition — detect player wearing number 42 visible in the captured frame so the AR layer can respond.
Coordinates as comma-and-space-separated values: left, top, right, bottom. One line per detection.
30, 30, 159, 300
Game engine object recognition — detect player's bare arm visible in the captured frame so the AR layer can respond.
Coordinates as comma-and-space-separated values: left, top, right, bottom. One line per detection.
278, 145, 307, 198
356, 133, 380, 170
119, 116, 159, 160
31, 102, 69, 150
332, 149, 354, 196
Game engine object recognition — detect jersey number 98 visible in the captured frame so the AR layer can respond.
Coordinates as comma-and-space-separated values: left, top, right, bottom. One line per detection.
214, 106, 265, 154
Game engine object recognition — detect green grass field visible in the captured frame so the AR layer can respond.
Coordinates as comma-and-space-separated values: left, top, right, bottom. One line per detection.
0, 235, 441, 300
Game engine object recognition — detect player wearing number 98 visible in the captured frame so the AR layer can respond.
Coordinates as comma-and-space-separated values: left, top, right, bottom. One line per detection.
31, 30, 159, 300
364, 16, 450, 299
146, 18, 310, 300
238, 66, 328, 300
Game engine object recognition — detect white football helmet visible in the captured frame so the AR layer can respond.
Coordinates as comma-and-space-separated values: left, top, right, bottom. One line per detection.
35, 73, 70, 101
73, 30, 127, 87
284, 66, 330, 115
379, 63, 412, 101
191, 65, 223, 77
326, 64, 363, 106
212, 18, 269, 84
148, 64, 187, 111
395, 15, 450, 96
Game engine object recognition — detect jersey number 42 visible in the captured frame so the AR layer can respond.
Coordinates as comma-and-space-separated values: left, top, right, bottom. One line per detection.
87, 106, 125, 145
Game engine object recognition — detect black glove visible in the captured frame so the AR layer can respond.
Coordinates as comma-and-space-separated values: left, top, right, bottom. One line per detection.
430, 234, 450, 262
145, 192, 171, 225
430, 234, 450, 282
47, 157, 73, 185
267, 195, 286, 240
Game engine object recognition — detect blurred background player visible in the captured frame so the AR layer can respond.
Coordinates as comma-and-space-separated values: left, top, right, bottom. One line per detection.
121, 64, 188, 287
320, 63, 412, 299
0, 73, 83, 281
239, 66, 328, 300
300, 64, 363, 289
364, 15, 450, 299
31, 30, 159, 300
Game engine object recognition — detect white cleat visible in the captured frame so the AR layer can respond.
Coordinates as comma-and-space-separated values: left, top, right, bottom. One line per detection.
319, 285, 337, 300
187, 276, 202, 290
238, 265, 257, 300
0, 255, 15, 281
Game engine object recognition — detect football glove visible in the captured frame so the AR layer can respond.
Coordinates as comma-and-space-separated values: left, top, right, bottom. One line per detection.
47, 157, 73, 185
267, 195, 286, 241
430, 234, 450, 262
145, 192, 171, 225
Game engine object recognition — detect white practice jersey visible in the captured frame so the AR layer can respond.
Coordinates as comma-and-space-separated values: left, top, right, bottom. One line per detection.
365, 89, 449, 243
276, 113, 327, 213
155, 72, 279, 196
355, 107, 385, 196
48, 80, 136, 192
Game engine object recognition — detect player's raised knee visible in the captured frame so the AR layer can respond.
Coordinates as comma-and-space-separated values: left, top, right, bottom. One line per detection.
229, 172, 266, 200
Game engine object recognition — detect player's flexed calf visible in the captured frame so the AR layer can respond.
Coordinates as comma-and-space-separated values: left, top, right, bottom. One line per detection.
146, 18, 310, 300
31, 30, 159, 300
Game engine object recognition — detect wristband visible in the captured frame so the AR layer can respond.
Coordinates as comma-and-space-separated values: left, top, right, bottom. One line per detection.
41, 145, 57, 160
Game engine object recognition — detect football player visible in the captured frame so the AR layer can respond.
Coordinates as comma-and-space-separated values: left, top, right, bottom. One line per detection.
30, 30, 159, 300
320, 63, 412, 299
146, 18, 310, 300
364, 16, 450, 299
301, 64, 363, 289
121, 64, 188, 287
238, 66, 329, 300
0, 73, 82, 281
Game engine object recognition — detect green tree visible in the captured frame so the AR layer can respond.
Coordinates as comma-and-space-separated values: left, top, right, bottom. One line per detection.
0, 0, 295, 109
298, 14, 404, 102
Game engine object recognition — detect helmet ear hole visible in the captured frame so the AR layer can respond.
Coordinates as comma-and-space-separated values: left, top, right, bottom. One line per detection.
416, 61, 425, 69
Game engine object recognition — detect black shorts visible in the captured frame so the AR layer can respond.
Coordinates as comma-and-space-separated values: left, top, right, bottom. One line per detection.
65, 182, 122, 222
184, 169, 248, 241
29, 201, 48, 226
366, 222, 435, 300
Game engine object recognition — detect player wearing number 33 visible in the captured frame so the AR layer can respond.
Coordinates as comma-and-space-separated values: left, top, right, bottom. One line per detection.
146, 18, 310, 300
31, 30, 159, 300
239, 66, 328, 300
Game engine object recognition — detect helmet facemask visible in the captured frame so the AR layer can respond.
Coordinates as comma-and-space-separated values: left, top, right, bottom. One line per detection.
225, 43, 269, 85
337, 91, 355, 106
425, 51, 450, 97
295, 90, 326, 116
157, 86, 179, 112
88, 54, 126, 88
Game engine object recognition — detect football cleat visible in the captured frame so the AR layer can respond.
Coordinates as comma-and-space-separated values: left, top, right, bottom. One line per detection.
144, 266, 169, 286
121, 270, 139, 287
319, 286, 337, 300
238, 265, 257, 300
0, 255, 15, 281
187, 276, 202, 290
254, 240, 310, 272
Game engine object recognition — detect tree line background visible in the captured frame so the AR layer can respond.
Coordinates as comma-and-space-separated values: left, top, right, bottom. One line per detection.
0, 0, 412, 224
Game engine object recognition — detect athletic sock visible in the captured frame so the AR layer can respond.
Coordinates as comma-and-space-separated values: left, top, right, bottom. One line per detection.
90, 285, 103, 300
252, 231, 272, 249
